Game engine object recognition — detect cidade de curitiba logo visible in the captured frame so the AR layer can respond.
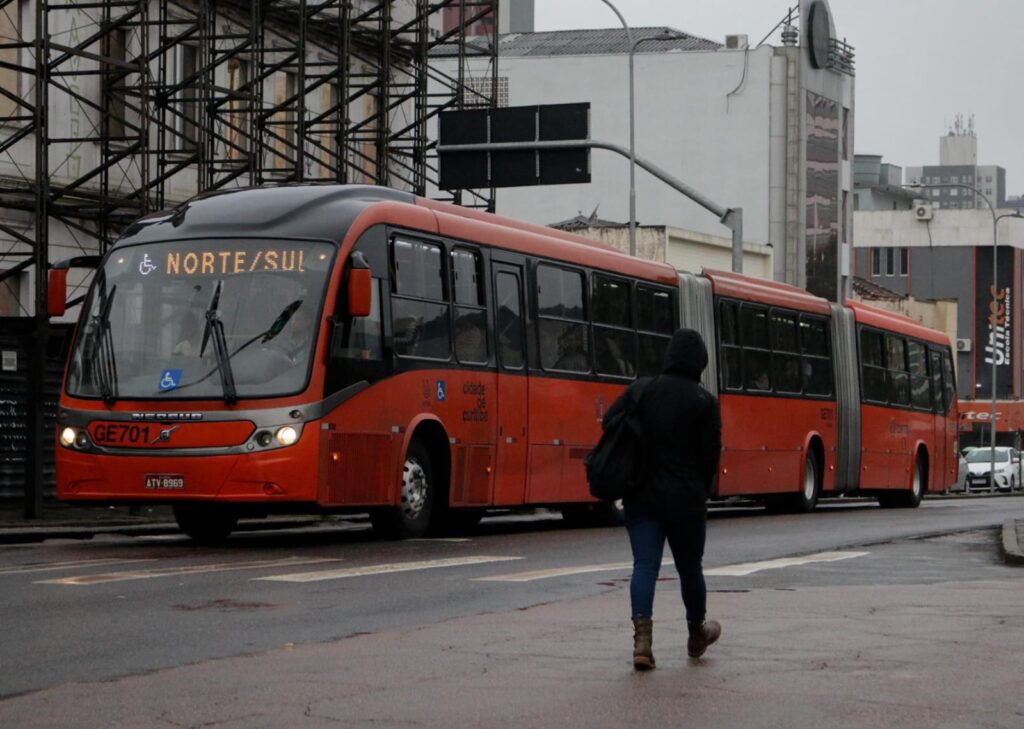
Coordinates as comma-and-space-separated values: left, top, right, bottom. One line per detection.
984, 285, 1012, 366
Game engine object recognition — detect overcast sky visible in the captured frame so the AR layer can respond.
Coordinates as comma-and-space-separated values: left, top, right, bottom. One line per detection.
534, 0, 1024, 196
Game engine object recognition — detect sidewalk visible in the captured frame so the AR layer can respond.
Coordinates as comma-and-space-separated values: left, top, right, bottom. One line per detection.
1, 578, 1021, 728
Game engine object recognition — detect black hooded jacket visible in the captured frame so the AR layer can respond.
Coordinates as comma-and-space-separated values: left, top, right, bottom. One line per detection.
602, 328, 722, 511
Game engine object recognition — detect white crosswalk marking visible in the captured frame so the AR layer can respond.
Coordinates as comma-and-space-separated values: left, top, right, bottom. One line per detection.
254, 555, 523, 583
0, 558, 157, 576
474, 562, 633, 582
703, 551, 869, 576
37, 557, 342, 585
477, 551, 870, 582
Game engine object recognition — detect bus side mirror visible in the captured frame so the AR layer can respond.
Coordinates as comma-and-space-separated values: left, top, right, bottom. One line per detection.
348, 268, 372, 317
48, 269, 68, 318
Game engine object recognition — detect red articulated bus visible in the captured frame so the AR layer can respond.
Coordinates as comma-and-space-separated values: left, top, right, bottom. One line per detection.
677, 270, 960, 511
53, 185, 958, 541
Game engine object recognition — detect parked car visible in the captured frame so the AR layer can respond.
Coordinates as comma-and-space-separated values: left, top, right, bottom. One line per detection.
964, 447, 1023, 492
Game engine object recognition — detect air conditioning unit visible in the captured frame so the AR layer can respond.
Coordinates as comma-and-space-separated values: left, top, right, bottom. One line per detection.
914, 203, 933, 221
725, 34, 749, 50
956, 338, 972, 353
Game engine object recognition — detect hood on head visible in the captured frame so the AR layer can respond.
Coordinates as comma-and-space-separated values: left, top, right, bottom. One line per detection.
663, 328, 708, 380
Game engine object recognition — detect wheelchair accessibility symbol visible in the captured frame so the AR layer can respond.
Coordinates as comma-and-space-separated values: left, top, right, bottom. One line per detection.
138, 254, 157, 276
159, 369, 182, 391
436, 380, 446, 402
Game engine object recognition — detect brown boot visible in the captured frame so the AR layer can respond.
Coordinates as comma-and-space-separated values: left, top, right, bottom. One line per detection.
687, 619, 721, 658
632, 617, 655, 670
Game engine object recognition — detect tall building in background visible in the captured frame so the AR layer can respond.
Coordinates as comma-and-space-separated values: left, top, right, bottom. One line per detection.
905, 116, 1007, 210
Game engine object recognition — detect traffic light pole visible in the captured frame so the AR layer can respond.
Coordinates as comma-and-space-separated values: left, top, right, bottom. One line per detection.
437, 138, 744, 272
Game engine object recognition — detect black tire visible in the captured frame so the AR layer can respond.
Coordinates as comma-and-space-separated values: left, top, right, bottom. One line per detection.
878, 454, 924, 509
370, 440, 436, 539
173, 503, 239, 544
793, 449, 821, 513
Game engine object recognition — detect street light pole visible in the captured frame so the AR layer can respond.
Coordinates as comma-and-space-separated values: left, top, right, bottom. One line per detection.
595, 1, 635, 253
907, 182, 1004, 486
628, 31, 686, 258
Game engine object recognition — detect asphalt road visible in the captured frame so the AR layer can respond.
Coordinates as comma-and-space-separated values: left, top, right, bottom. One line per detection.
2, 495, 1022, 704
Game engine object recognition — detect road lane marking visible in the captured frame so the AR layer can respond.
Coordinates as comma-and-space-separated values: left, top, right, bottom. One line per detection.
36, 557, 342, 585
704, 551, 869, 576
477, 551, 870, 583
0, 558, 158, 576
254, 555, 523, 583
474, 562, 633, 582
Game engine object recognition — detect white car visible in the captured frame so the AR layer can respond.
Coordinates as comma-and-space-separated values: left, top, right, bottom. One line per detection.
964, 447, 1022, 492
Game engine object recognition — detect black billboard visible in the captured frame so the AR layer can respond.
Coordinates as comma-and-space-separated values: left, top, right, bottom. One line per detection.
438, 103, 590, 190
975, 245, 1014, 398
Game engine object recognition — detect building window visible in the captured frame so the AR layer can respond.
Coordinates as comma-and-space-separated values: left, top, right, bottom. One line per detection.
871, 248, 882, 277
950, 176, 959, 184
885, 248, 895, 276
899, 247, 908, 277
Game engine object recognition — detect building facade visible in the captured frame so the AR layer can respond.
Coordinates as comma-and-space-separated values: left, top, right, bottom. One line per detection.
905, 122, 1007, 211
433, 0, 856, 301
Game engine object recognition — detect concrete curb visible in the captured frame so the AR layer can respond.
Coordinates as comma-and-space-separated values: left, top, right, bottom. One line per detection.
1000, 518, 1024, 565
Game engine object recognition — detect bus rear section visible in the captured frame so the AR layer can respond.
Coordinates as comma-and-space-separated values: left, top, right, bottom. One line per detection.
680, 270, 838, 512
847, 300, 959, 506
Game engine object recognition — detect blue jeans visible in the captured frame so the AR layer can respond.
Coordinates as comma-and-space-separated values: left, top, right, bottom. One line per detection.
624, 502, 707, 622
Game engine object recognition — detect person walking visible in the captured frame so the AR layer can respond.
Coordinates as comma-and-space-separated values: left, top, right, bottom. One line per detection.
602, 328, 722, 670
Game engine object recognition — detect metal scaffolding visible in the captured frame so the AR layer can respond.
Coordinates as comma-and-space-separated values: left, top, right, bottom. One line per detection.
0, 0, 498, 514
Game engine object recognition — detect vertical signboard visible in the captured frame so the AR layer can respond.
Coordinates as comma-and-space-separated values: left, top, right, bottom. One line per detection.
975, 246, 1014, 398
805, 91, 840, 302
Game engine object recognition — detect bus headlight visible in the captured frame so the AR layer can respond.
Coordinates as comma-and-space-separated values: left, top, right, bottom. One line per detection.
275, 426, 299, 446
59, 427, 77, 447
75, 431, 91, 449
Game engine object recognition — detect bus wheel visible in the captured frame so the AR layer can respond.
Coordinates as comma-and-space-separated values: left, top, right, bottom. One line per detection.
370, 440, 435, 539
879, 455, 925, 509
173, 504, 238, 544
793, 449, 821, 513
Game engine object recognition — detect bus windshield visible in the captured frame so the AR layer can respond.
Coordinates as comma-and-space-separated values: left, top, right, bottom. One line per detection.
66, 239, 336, 401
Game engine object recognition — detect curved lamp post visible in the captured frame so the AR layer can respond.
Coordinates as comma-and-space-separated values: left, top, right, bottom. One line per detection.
907, 183, 1023, 485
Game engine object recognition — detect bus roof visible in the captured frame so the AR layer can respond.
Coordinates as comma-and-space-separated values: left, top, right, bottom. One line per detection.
114, 184, 679, 286
846, 299, 953, 347
703, 269, 833, 315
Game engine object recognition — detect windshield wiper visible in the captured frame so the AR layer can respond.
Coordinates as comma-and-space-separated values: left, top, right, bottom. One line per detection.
172, 299, 304, 398
200, 279, 237, 405
88, 283, 118, 405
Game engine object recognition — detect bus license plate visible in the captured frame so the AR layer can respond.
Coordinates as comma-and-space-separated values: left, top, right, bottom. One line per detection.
144, 474, 185, 491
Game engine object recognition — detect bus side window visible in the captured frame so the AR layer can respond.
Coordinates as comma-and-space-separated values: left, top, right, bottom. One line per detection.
391, 238, 451, 360
636, 285, 674, 377
537, 264, 589, 372
451, 248, 487, 365
740, 304, 771, 391
799, 316, 833, 397
718, 299, 742, 391
770, 309, 801, 394
592, 275, 635, 378
860, 328, 888, 403
929, 349, 944, 414
941, 350, 956, 413
907, 340, 932, 410
886, 334, 911, 406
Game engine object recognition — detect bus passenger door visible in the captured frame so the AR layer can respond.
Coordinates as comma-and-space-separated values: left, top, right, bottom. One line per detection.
491, 263, 529, 505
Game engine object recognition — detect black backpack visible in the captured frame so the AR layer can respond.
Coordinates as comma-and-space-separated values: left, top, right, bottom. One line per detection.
585, 378, 653, 501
